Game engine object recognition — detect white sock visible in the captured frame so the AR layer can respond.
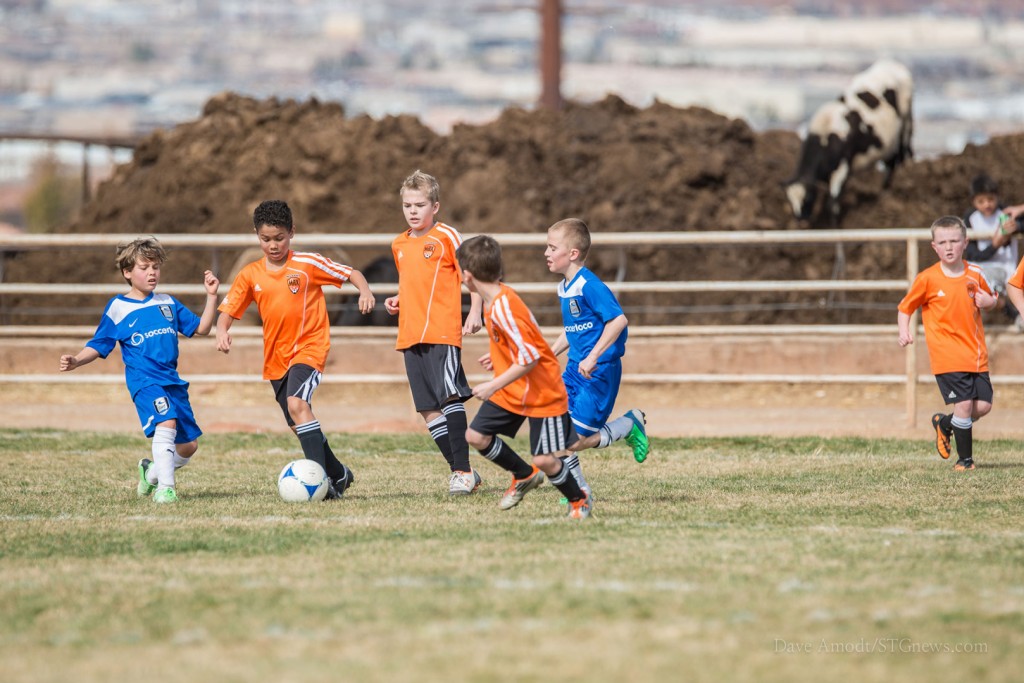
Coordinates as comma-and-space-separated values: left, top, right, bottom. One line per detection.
173, 452, 191, 469
562, 453, 589, 492
599, 414, 634, 447
152, 426, 177, 488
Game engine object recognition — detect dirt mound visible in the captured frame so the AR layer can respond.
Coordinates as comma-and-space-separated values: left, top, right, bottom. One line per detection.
7, 92, 1024, 325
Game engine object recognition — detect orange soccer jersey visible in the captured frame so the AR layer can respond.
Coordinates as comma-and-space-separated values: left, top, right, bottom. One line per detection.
218, 250, 352, 380
391, 222, 466, 350
485, 283, 569, 417
898, 261, 993, 375
1009, 257, 1024, 291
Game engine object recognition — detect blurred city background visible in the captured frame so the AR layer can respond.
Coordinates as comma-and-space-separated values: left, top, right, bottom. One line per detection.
2, 0, 1024, 232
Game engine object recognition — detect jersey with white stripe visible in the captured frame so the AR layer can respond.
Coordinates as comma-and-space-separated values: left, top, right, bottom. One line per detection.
485, 283, 568, 417
558, 266, 627, 365
218, 250, 353, 379
87, 292, 201, 397
391, 222, 466, 349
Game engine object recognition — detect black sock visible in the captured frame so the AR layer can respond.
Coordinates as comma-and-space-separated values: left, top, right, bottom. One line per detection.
427, 415, 456, 470
478, 437, 534, 479
443, 402, 471, 472
322, 435, 349, 482
549, 460, 584, 502
952, 424, 973, 462
295, 420, 327, 471
939, 413, 953, 434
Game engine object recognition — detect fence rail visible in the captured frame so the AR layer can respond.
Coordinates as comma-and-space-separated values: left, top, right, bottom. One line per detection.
0, 228, 972, 426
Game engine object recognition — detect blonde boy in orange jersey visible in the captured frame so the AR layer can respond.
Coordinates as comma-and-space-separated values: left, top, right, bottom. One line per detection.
456, 235, 592, 519
216, 200, 375, 498
384, 171, 484, 496
898, 215, 999, 471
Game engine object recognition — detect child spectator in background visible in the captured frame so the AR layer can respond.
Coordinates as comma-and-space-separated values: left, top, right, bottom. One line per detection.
457, 234, 592, 519
963, 173, 1024, 330
60, 237, 220, 503
216, 200, 375, 499
384, 170, 484, 496
898, 216, 998, 471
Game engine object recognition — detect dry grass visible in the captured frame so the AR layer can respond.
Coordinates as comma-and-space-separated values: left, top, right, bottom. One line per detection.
1, 430, 1022, 683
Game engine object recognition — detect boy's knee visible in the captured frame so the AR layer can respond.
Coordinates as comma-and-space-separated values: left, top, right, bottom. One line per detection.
465, 428, 489, 451
176, 441, 198, 458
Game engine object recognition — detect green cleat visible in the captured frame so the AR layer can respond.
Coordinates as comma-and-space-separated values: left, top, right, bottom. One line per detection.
624, 409, 649, 463
153, 486, 178, 504
137, 458, 156, 497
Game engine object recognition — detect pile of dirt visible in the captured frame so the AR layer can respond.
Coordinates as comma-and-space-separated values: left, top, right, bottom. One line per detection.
7, 92, 1024, 325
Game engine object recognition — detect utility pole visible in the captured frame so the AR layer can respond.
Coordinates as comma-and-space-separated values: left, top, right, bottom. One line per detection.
539, 0, 562, 110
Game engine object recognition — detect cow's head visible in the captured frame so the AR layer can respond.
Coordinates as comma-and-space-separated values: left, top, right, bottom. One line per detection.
784, 179, 818, 222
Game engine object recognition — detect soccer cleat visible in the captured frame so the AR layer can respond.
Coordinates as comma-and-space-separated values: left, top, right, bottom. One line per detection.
559, 484, 593, 506
499, 466, 546, 510
624, 409, 650, 463
326, 465, 355, 500
931, 413, 952, 460
953, 459, 975, 471
567, 493, 592, 520
137, 458, 156, 497
449, 469, 482, 496
153, 486, 178, 504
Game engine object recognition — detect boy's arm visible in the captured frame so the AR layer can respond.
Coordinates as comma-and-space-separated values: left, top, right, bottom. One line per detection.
1008, 283, 1024, 318
59, 346, 101, 372
550, 331, 569, 356
347, 269, 376, 314
194, 270, 221, 336
578, 314, 628, 378
472, 360, 537, 403
897, 310, 914, 347
215, 311, 236, 353
463, 292, 483, 335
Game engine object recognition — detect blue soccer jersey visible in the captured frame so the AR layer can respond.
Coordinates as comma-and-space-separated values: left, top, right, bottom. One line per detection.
87, 292, 201, 397
558, 267, 627, 365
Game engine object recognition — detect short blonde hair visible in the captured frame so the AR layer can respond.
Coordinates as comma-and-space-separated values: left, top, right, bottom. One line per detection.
116, 237, 166, 281
930, 215, 967, 240
400, 169, 440, 204
549, 218, 591, 260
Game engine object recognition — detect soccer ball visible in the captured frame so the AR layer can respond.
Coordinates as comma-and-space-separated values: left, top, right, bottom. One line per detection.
277, 459, 329, 502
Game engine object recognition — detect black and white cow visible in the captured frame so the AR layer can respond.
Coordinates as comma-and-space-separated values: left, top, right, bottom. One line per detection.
785, 59, 913, 225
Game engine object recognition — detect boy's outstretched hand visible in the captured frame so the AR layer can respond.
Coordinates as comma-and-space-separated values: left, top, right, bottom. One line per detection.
358, 291, 376, 315
203, 270, 220, 295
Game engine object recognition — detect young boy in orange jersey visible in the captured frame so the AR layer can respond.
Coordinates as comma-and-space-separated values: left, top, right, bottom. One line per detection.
456, 235, 592, 519
384, 170, 484, 496
898, 215, 999, 471
216, 200, 375, 498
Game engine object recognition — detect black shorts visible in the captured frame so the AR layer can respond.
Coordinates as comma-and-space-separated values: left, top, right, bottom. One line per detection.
270, 364, 322, 427
935, 371, 993, 405
470, 400, 579, 456
402, 343, 472, 412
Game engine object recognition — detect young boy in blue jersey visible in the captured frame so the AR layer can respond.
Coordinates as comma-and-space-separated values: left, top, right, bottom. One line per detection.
545, 218, 649, 493
60, 237, 220, 503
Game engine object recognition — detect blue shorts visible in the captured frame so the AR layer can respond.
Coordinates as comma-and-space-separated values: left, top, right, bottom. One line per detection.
563, 360, 622, 437
132, 383, 202, 444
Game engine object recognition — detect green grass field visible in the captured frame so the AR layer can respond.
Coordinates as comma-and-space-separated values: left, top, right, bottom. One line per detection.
1, 429, 1022, 683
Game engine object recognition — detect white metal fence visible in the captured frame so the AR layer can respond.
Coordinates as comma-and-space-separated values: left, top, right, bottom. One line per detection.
0, 227, 1002, 426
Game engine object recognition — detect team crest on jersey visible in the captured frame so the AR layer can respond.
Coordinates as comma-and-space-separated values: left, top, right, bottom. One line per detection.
159, 304, 173, 321
423, 243, 436, 259
153, 397, 169, 415
287, 275, 300, 294
568, 299, 581, 317
492, 327, 502, 343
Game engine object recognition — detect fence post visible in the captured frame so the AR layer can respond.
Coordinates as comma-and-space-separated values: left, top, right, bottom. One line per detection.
905, 237, 919, 428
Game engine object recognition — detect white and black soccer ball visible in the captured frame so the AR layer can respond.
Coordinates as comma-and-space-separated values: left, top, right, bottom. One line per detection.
277, 459, 329, 502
